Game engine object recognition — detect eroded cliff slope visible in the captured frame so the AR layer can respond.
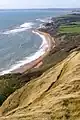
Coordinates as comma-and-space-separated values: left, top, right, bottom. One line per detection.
0, 50, 80, 120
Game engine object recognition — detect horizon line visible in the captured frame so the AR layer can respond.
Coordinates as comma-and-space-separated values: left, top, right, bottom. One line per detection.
0, 8, 80, 10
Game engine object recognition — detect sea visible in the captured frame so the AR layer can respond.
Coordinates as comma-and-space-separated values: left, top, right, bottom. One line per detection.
0, 9, 72, 75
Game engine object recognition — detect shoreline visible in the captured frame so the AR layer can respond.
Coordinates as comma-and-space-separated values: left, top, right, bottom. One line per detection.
0, 30, 54, 75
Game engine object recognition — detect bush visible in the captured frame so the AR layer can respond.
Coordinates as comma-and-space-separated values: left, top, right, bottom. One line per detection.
0, 95, 6, 105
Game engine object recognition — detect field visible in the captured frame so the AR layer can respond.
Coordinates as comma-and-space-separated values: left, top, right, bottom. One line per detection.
59, 24, 80, 33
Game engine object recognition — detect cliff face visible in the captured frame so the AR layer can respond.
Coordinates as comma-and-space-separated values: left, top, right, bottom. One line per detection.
0, 50, 80, 120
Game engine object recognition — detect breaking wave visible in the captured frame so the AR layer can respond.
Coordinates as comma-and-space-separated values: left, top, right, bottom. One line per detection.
36, 17, 52, 23
0, 31, 48, 75
0, 48, 45, 75
3, 22, 34, 35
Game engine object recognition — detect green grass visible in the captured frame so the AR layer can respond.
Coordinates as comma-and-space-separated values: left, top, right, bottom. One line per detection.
72, 22, 80, 25
59, 25, 80, 33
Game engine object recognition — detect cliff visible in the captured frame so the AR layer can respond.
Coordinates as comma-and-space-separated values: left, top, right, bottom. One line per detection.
0, 50, 80, 120
0, 14, 80, 120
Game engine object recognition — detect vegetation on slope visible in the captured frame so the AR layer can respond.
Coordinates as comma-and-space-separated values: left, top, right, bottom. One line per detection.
0, 71, 43, 105
59, 25, 80, 33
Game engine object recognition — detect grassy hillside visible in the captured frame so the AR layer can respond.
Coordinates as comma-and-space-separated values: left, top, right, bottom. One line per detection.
0, 71, 43, 105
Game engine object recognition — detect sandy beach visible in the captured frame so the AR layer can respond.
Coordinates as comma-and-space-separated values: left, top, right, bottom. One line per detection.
12, 30, 54, 73
1, 30, 54, 74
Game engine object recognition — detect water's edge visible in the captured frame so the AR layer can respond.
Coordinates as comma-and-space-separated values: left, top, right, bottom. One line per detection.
0, 30, 48, 75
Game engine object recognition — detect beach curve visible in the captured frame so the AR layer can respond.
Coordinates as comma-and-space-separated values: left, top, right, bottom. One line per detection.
0, 30, 55, 75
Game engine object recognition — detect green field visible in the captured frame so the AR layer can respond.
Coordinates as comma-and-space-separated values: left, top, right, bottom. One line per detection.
59, 25, 80, 33
72, 22, 80, 25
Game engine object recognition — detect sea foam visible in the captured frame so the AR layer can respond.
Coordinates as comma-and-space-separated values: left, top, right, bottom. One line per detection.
32, 30, 48, 49
3, 22, 34, 35
36, 17, 52, 23
20, 22, 34, 28
0, 31, 48, 75
0, 48, 45, 75
36, 18, 47, 23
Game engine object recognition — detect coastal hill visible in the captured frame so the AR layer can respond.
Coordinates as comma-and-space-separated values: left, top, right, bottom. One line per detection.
0, 14, 80, 119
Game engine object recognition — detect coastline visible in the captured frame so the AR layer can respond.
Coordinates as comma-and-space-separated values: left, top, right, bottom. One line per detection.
12, 30, 53, 73
0, 30, 54, 75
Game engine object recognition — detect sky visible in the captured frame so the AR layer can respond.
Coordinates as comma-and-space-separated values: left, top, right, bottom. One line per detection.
0, 0, 79, 9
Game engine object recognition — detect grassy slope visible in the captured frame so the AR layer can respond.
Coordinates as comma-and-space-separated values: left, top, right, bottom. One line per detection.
0, 70, 43, 105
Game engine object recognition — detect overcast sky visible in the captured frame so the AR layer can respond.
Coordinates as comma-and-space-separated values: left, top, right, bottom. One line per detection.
0, 0, 79, 9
